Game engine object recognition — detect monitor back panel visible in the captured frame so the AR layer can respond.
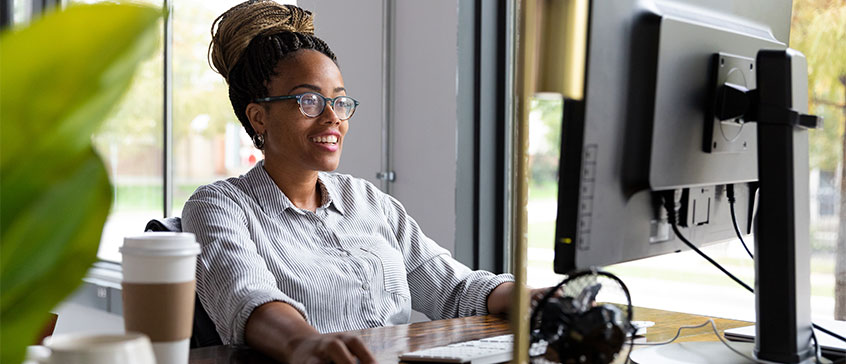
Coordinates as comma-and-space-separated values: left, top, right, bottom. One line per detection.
554, 0, 791, 273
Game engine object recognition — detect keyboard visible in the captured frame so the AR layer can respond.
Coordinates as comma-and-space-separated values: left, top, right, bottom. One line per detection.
398, 321, 654, 364
398, 334, 548, 364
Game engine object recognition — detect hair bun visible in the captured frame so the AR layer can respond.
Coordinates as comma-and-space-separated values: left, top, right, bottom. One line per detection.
209, 0, 315, 82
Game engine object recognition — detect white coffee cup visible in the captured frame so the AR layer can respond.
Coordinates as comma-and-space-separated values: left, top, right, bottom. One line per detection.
121, 232, 201, 364
27, 332, 155, 364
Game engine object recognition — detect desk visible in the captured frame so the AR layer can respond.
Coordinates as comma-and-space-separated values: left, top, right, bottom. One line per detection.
188, 307, 752, 363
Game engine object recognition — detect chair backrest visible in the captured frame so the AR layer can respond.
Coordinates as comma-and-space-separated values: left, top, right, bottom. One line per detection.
144, 217, 223, 348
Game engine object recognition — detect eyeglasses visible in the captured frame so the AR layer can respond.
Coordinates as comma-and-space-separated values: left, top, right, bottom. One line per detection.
254, 92, 359, 121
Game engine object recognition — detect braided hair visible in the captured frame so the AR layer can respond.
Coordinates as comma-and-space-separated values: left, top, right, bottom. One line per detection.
209, 0, 337, 141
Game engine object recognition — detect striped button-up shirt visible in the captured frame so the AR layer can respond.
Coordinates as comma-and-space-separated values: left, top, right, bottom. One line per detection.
182, 161, 514, 345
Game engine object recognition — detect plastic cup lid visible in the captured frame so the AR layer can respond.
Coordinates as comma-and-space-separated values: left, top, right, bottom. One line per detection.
121, 232, 200, 256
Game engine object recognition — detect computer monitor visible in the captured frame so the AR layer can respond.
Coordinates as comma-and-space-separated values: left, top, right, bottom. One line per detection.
552, 0, 815, 362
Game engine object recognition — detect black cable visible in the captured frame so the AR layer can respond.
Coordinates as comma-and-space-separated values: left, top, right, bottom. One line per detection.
726, 184, 754, 259
811, 329, 823, 364
815, 323, 846, 345
661, 191, 754, 293
668, 222, 755, 292
727, 186, 846, 344
661, 190, 846, 346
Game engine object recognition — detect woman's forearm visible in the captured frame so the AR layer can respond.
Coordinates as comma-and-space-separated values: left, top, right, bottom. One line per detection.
244, 301, 317, 361
487, 282, 554, 315
486, 282, 516, 314
244, 301, 377, 364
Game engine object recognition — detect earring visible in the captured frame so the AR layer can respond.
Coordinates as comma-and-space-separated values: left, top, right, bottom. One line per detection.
252, 132, 265, 149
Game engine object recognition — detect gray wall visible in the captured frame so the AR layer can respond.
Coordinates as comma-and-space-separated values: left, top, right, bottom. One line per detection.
301, 0, 460, 254
298, 0, 384, 189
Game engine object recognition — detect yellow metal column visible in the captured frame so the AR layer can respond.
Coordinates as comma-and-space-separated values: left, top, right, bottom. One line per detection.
511, 0, 588, 362
510, 0, 537, 362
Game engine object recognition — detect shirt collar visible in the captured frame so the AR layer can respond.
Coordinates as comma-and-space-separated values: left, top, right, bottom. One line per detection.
318, 172, 346, 215
245, 160, 294, 216
245, 161, 346, 216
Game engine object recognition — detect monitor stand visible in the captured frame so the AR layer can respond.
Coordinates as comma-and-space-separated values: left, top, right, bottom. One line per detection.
632, 49, 821, 364
630, 342, 757, 364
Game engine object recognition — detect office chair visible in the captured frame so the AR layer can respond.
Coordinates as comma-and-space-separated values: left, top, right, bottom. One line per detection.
144, 217, 223, 348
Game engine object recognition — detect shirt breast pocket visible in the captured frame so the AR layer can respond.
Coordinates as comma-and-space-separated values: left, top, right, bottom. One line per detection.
361, 244, 410, 299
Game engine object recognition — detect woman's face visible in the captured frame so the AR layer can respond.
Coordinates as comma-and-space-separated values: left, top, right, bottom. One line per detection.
251, 49, 349, 173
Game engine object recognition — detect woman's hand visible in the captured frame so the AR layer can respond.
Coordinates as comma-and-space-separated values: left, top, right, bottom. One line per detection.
530, 286, 560, 304
286, 332, 376, 364
245, 302, 376, 364
529, 286, 564, 314
486, 283, 563, 314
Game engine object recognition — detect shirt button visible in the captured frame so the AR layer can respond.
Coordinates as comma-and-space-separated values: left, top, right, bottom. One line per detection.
362, 283, 370, 291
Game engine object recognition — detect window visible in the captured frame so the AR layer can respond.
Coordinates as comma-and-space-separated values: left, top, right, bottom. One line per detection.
525, 96, 562, 289
70, 0, 165, 262
54, 0, 295, 262
171, 0, 264, 218
12, 0, 31, 25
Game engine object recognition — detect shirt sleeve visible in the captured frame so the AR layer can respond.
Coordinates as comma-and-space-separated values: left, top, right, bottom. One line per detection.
379, 192, 515, 320
182, 184, 308, 345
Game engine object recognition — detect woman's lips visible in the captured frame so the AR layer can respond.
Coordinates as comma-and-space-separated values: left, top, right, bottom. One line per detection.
310, 135, 339, 152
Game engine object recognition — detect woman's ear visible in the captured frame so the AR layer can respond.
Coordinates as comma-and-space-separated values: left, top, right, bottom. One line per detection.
246, 102, 267, 135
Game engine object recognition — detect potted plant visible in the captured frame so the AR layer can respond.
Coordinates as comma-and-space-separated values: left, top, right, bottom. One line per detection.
1, 3, 162, 363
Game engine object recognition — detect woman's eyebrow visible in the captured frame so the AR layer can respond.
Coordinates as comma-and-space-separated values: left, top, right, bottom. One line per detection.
288, 83, 321, 93
287, 84, 347, 94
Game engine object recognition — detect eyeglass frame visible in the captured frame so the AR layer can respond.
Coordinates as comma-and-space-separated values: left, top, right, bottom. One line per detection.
253, 92, 360, 121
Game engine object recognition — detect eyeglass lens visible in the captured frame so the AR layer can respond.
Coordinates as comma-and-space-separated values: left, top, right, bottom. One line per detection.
299, 92, 356, 120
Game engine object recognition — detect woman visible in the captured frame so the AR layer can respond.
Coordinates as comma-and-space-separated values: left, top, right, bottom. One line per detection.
183, 2, 532, 363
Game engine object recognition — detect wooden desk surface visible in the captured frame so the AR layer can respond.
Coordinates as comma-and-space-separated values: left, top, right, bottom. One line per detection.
188, 307, 752, 364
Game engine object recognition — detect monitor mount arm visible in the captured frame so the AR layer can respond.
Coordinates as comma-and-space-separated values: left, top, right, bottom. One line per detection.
715, 82, 821, 130
714, 49, 821, 364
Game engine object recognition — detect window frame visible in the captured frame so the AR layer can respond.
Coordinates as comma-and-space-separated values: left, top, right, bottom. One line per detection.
455, 0, 512, 273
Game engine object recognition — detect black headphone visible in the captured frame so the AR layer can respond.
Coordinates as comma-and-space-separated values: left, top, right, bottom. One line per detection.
530, 270, 635, 364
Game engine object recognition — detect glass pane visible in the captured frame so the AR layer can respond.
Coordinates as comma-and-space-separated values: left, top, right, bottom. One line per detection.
793, 0, 844, 322
525, 96, 563, 289
66, 0, 166, 262
13, 0, 30, 26
171, 0, 297, 214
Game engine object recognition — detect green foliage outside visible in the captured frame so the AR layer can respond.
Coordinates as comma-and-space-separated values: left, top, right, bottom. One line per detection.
84, 0, 243, 214
111, 183, 204, 212
171, 1, 235, 139
791, 0, 846, 318
0, 4, 162, 363
528, 97, 563, 192
91, 0, 235, 145
792, 0, 846, 172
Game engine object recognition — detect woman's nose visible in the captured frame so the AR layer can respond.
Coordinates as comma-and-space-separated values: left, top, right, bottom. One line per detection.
321, 105, 342, 125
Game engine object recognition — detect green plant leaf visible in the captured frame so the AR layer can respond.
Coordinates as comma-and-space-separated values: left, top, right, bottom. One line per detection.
1, 152, 112, 364
0, 3, 162, 363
